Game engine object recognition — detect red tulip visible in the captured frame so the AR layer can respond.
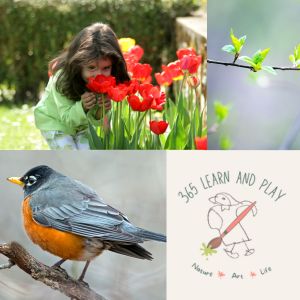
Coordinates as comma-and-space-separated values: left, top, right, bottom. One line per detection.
128, 45, 144, 62
195, 136, 207, 150
155, 71, 173, 86
162, 60, 184, 79
187, 75, 200, 88
127, 94, 152, 112
155, 60, 184, 86
107, 84, 128, 102
180, 55, 202, 74
149, 120, 169, 135
125, 79, 140, 95
86, 75, 116, 94
139, 84, 166, 111
176, 48, 197, 59
131, 63, 152, 83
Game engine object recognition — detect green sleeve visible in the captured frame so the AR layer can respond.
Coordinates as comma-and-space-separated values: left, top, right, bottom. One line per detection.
52, 86, 88, 129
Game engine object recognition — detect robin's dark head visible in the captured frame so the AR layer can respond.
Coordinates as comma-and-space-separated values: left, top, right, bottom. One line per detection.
7, 165, 56, 197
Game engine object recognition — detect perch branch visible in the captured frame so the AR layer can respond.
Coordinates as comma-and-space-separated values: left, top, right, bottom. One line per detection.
0, 241, 107, 300
207, 59, 300, 71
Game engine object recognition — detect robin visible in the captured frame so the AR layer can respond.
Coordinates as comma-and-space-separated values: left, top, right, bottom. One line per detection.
7, 165, 166, 281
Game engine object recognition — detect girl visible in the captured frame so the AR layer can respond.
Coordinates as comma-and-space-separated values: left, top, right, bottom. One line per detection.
34, 23, 130, 149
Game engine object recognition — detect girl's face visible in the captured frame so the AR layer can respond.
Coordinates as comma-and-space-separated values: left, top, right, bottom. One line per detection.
81, 57, 112, 82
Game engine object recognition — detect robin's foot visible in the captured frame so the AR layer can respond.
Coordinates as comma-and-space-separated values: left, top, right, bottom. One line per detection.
245, 248, 255, 256
224, 248, 239, 259
78, 279, 89, 288
52, 258, 66, 268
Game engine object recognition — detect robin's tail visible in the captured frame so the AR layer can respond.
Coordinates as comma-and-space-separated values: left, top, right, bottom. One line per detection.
134, 228, 166, 242
109, 243, 153, 260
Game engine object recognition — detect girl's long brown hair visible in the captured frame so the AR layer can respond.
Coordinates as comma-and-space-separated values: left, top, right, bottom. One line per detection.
49, 23, 130, 101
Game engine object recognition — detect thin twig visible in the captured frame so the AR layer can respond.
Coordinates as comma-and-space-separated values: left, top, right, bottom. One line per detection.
0, 241, 107, 300
207, 59, 300, 71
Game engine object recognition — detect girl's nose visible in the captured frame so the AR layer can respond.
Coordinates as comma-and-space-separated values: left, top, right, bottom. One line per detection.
94, 69, 102, 76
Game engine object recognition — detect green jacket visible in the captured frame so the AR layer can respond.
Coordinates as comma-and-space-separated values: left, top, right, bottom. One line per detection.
34, 72, 99, 135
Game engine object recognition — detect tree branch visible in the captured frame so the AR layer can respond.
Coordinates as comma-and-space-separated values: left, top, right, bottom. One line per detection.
207, 59, 300, 71
0, 241, 107, 300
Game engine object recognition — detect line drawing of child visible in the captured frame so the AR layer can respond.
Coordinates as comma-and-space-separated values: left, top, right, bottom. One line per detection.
207, 192, 257, 259
34, 23, 130, 150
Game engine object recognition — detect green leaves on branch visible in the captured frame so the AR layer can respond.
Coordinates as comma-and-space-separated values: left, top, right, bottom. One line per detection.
221, 29, 278, 75
239, 48, 276, 75
289, 43, 300, 68
222, 29, 246, 62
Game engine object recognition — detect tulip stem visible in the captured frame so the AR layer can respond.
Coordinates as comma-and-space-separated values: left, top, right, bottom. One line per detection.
116, 102, 119, 148
119, 101, 123, 148
178, 71, 188, 101
128, 105, 131, 137
101, 94, 107, 148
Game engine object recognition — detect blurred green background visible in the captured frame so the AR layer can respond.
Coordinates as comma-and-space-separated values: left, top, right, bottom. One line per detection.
208, 0, 300, 149
0, 0, 199, 149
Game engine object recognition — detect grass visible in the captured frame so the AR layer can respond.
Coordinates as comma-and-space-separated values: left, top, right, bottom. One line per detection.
0, 104, 49, 150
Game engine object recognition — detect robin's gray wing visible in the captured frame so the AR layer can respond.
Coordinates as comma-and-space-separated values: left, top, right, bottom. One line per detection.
29, 176, 144, 243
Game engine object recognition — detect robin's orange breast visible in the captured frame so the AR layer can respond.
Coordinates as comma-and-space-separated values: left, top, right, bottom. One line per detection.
22, 196, 88, 261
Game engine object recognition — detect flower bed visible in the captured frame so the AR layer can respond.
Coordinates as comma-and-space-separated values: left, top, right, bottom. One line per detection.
88, 38, 206, 150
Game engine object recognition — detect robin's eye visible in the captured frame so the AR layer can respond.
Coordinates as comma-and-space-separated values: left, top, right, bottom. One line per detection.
27, 175, 37, 186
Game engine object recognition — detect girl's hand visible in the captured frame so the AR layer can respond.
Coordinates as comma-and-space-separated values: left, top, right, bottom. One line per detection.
81, 92, 97, 112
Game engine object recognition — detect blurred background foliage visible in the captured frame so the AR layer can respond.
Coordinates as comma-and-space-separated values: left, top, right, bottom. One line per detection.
208, 0, 300, 149
0, 0, 199, 104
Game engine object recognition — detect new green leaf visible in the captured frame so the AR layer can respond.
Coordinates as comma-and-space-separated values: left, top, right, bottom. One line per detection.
289, 43, 300, 68
222, 29, 247, 56
222, 44, 236, 54
239, 48, 275, 74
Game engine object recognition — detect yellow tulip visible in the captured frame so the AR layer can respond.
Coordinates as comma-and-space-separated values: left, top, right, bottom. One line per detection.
118, 38, 136, 53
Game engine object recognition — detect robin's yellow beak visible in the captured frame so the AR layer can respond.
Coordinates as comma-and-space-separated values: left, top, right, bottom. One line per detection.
7, 177, 25, 187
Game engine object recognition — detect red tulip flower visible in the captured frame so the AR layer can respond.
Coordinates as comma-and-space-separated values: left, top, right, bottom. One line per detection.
195, 136, 207, 150
149, 120, 169, 135
128, 45, 144, 62
86, 75, 116, 94
155, 60, 184, 86
125, 79, 140, 95
180, 55, 202, 74
108, 84, 128, 102
127, 94, 152, 112
139, 84, 166, 111
187, 75, 201, 88
155, 71, 173, 86
176, 47, 197, 59
162, 60, 184, 79
131, 63, 152, 83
